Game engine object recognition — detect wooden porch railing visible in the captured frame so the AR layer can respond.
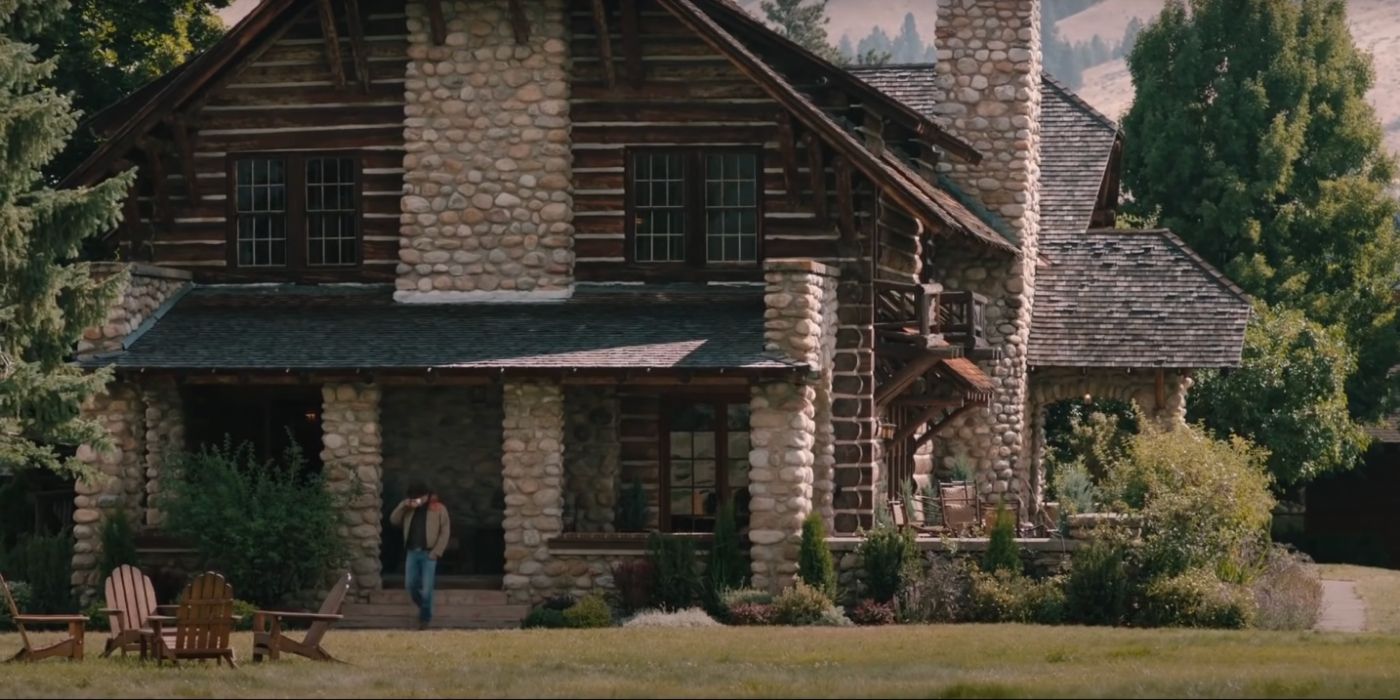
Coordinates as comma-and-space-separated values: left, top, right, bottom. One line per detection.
873, 280, 989, 355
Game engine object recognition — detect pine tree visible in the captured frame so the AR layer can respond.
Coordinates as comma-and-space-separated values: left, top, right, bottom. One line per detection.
797, 512, 836, 599
1122, 0, 1400, 427
0, 0, 133, 477
761, 0, 841, 62
890, 13, 924, 64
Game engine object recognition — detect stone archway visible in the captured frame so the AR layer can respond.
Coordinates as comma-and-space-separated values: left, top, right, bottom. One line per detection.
1025, 368, 1193, 511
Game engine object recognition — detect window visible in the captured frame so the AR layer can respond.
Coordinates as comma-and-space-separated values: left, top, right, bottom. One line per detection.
662, 400, 752, 533
628, 150, 761, 267
230, 153, 360, 270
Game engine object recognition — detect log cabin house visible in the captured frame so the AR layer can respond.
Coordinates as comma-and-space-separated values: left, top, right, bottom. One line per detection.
63, 0, 1250, 621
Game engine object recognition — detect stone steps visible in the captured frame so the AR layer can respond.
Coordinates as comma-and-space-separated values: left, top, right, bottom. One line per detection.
341, 600, 527, 630
367, 588, 510, 606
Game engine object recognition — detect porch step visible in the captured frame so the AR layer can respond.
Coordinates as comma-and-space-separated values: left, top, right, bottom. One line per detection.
367, 589, 509, 606
341, 601, 528, 630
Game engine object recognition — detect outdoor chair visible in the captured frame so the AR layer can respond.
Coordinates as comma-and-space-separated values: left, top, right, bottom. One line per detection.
1, 571, 88, 663
252, 572, 351, 663
939, 481, 979, 536
141, 571, 237, 668
100, 565, 176, 657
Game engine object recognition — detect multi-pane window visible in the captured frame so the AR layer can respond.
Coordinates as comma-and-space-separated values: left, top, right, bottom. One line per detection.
230, 153, 359, 270
305, 157, 357, 266
628, 150, 761, 267
663, 401, 752, 533
235, 159, 287, 267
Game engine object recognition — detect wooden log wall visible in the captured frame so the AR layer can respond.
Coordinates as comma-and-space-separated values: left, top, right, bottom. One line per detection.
129, 0, 408, 283
569, 0, 851, 282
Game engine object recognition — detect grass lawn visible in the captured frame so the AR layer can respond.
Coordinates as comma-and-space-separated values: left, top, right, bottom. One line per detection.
4, 625, 1400, 698
1318, 564, 1400, 634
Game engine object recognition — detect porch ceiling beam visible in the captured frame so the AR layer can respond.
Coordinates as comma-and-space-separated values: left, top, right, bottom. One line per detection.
425, 0, 447, 45
343, 0, 372, 92
508, 0, 530, 45
314, 0, 347, 88
620, 0, 643, 87
913, 403, 978, 450
874, 351, 942, 408
591, 0, 617, 88
890, 402, 952, 446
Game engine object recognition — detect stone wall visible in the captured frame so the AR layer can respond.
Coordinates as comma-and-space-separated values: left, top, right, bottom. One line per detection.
929, 0, 1043, 512
398, 0, 574, 301
321, 383, 384, 599
380, 386, 504, 572
748, 380, 816, 592
501, 379, 566, 604
564, 387, 620, 533
77, 263, 191, 357
141, 378, 183, 528
71, 383, 145, 597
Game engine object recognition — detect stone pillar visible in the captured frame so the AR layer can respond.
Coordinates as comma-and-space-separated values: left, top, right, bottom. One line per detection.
398, 0, 574, 302
77, 263, 191, 358
321, 383, 384, 599
564, 387, 620, 533
501, 379, 566, 604
931, 0, 1042, 507
749, 381, 817, 593
141, 378, 184, 527
71, 383, 146, 598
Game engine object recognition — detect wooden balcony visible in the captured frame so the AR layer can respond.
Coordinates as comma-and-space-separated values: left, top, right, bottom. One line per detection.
874, 280, 995, 359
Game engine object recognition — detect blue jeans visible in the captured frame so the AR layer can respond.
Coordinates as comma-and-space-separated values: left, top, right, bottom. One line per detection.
405, 549, 437, 623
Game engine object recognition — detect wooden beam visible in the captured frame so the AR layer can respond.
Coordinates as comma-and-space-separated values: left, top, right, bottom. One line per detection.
834, 155, 855, 243
142, 141, 172, 232
890, 402, 950, 447
425, 0, 447, 45
1155, 369, 1166, 411
343, 0, 372, 92
874, 351, 942, 408
508, 0, 530, 45
167, 117, 200, 205
804, 131, 827, 221
777, 112, 801, 207
620, 0, 643, 87
591, 0, 616, 88
314, 0, 347, 88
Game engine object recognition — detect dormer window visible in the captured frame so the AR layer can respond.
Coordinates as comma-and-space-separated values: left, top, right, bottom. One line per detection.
628, 149, 762, 267
230, 153, 361, 270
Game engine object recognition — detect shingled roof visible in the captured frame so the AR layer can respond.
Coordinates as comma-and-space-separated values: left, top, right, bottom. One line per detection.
1028, 229, 1251, 368
1039, 74, 1120, 234
84, 286, 800, 375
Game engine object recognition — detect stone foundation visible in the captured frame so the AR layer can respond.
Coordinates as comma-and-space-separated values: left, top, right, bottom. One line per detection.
321, 383, 384, 599
398, 0, 573, 300
501, 379, 566, 604
564, 387, 620, 533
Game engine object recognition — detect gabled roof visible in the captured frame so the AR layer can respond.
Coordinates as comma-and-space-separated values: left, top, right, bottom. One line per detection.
1039, 74, 1121, 234
83, 285, 799, 375
1028, 229, 1252, 369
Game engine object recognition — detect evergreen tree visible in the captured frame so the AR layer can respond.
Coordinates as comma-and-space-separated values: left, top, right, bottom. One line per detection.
1122, 0, 1400, 429
890, 12, 924, 64
837, 33, 855, 63
761, 0, 840, 62
856, 25, 893, 66
0, 0, 133, 477
797, 512, 836, 599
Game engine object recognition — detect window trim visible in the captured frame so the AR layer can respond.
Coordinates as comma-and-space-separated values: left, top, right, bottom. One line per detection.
624, 147, 765, 269
658, 396, 752, 534
225, 151, 364, 272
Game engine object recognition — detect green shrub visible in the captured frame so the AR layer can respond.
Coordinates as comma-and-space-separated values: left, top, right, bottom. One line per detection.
817, 606, 854, 626
721, 587, 773, 610
4, 533, 73, 613
798, 513, 836, 599
610, 559, 655, 616
772, 581, 832, 626
857, 522, 916, 603
981, 506, 1022, 575
850, 598, 896, 625
647, 533, 701, 611
1138, 569, 1256, 629
968, 569, 1066, 625
726, 602, 775, 626
1252, 546, 1322, 631
159, 440, 348, 607
563, 593, 613, 629
704, 500, 747, 616
0, 581, 32, 630
1064, 538, 1134, 626
617, 478, 649, 532
232, 599, 257, 631
522, 606, 569, 629
897, 556, 972, 624
98, 511, 139, 582
1050, 459, 1098, 518
82, 601, 108, 631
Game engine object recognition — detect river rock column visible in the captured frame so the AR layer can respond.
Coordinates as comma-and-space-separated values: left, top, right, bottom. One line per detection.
321, 383, 384, 599
502, 379, 566, 604
749, 381, 817, 593
71, 383, 145, 599
141, 378, 184, 527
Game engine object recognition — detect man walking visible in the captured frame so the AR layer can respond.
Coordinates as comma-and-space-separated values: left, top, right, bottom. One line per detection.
390, 482, 450, 629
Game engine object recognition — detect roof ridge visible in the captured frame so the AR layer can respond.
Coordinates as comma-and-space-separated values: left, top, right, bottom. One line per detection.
1041, 72, 1120, 133
1085, 227, 1254, 305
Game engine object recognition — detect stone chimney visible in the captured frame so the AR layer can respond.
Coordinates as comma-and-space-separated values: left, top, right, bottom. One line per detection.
929, 0, 1042, 505
398, 0, 574, 303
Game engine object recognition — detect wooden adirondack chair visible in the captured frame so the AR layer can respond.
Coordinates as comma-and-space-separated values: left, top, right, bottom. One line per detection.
251, 572, 351, 663
939, 481, 979, 536
1, 572, 88, 663
142, 572, 237, 668
100, 565, 176, 657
